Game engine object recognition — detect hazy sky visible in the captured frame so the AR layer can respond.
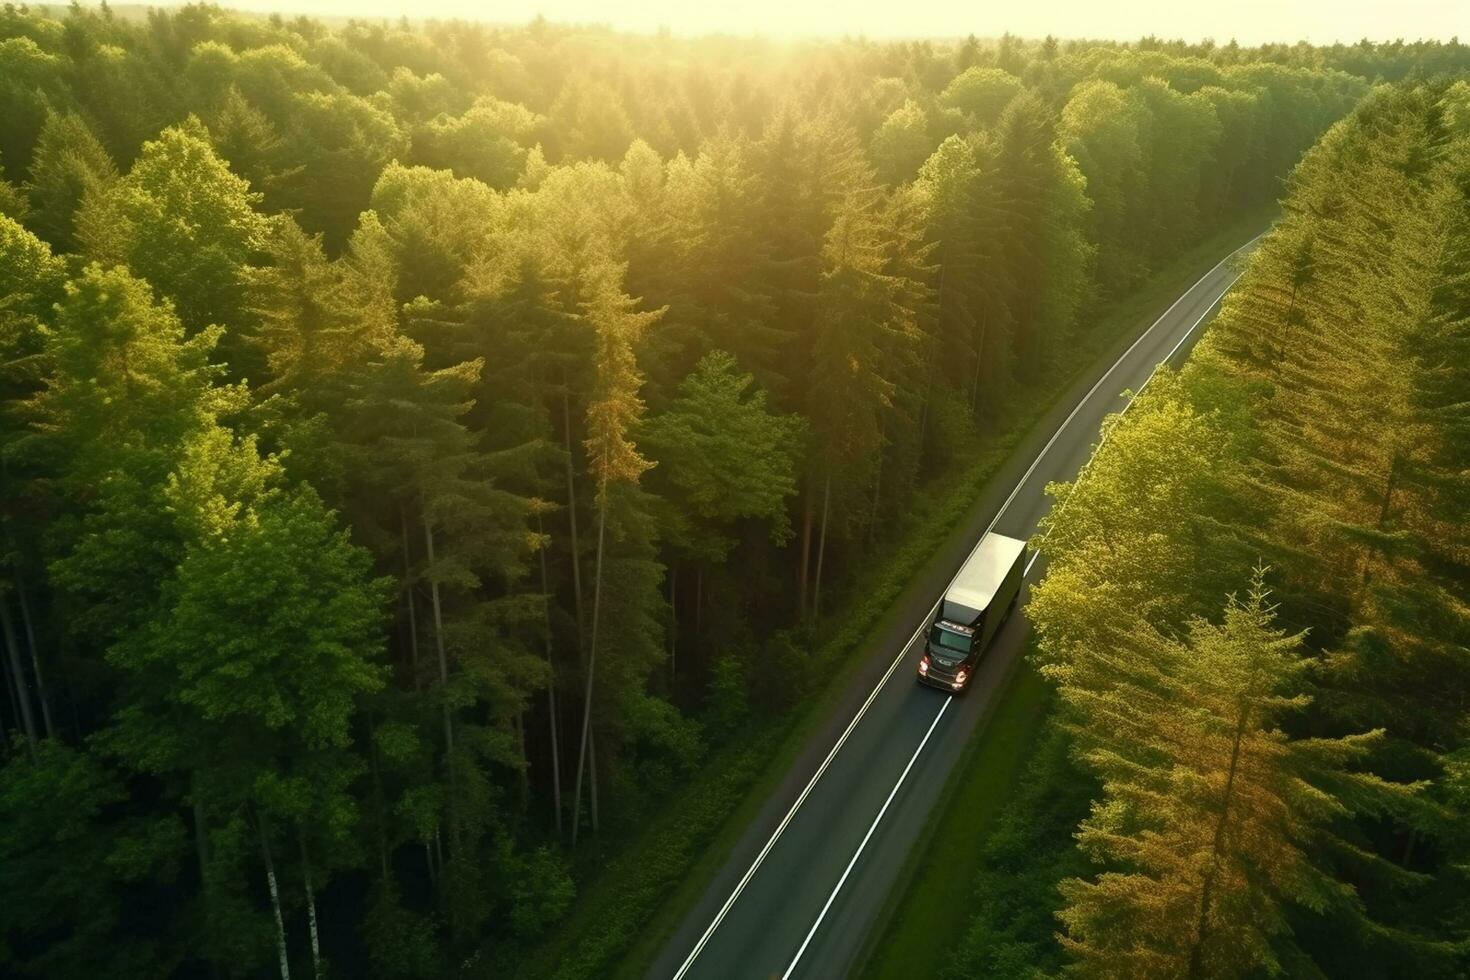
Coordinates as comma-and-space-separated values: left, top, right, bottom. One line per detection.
156, 0, 1469, 46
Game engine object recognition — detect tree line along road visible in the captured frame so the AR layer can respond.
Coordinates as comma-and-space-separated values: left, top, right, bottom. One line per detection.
648, 232, 1264, 980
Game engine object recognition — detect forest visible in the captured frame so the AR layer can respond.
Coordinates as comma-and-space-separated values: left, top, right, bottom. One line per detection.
0, 3, 1463, 977
947, 80, 1470, 978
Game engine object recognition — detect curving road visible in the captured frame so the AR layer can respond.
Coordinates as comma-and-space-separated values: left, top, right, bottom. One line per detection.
647, 233, 1262, 980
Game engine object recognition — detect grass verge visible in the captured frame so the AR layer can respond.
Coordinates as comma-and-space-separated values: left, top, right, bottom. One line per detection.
509, 206, 1276, 980
858, 652, 1052, 980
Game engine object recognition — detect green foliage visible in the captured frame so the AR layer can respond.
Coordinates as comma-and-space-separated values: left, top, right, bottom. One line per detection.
0, 36, 67, 171
22, 110, 118, 251
516, 726, 780, 980
870, 99, 933, 185
548, 77, 635, 162
0, 165, 28, 224
0, 740, 183, 978
363, 878, 443, 978
0, 214, 64, 315
416, 95, 541, 188
78, 121, 269, 373
1060, 80, 1150, 291
22, 264, 224, 646
940, 66, 1024, 126
0, 8, 1425, 977
1018, 81, 1470, 978
1053, 575, 1408, 978
115, 472, 386, 752
285, 90, 407, 250
202, 86, 304, 215
583, 275, 658, 497
641, 349, 805, 557
941, 724, 1094, 980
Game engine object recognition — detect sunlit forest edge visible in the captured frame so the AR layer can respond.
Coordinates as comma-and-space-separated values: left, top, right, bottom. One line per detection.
1, 4, 1467, 977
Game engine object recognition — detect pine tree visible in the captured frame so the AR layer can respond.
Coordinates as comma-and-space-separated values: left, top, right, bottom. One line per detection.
641, 350, 804, 558
657, 135, 781, 389
203, 85, 306, 216
20, 265, 225, 650
333, 325, 543, 946
570, 267, 659, 845
1055, 573, 1412, 980
415, 94, 542, 189
23, 110, 118, 251
641, 350, 805, 677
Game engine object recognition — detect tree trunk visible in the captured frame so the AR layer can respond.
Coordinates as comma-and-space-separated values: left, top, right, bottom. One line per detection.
0, 595, 37, 751
570, 501, 607, 847
813, 472, 833, 619
1270, 278, 1302, 370
1363, 453, 1401, 586
916, 387, 931, 460
970, 311, 988, 418
421, 514, 461, 858
535, 513, 563, 836
13, 575, 55, 739
399, 505, 421, 690
561, 390, 586, 639
668, 563, 677, 680
299, 833, 321, 980
917, 265, 945, 454
2, 626, 20, 748
1187, 701, 1251, 979
589, 726, 600, 835
1376, 453, 1400, 529
798, 491, 813, 620
257, 815, 291, 980
421, 515, 454, 757
514, 712, 529, 810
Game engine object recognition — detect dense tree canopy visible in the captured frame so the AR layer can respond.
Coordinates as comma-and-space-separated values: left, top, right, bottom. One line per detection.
0, 5, 1459, 977
1007, 80, 1470, 979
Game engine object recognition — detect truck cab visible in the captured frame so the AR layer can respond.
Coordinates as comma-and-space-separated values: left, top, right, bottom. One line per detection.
918, 532, 1027, 692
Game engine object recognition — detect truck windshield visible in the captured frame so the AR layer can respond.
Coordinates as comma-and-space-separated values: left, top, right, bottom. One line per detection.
930, 625, 971, 653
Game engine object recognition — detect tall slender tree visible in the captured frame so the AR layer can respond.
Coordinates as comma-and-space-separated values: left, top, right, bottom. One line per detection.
570, 270, 658, 845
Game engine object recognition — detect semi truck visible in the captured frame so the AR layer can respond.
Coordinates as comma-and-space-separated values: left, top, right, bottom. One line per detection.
917, 532, 1027, 692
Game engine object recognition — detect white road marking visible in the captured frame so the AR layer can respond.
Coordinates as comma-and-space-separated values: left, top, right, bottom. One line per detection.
1030, 266, 1249, 558
776, 259, 1253, 977
780, 696, 954, 980
670, 234, 1260, 980
668, 609, 922, 980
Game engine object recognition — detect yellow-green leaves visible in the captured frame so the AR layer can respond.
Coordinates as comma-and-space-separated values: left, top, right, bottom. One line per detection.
583, 274, 658, 501
1035, 82, 1470, 977
641, 350, 805, 553
1054, 575, 1398, 980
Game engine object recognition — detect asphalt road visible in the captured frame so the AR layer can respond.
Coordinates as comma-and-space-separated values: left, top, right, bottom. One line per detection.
647, 234, 1262, 980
